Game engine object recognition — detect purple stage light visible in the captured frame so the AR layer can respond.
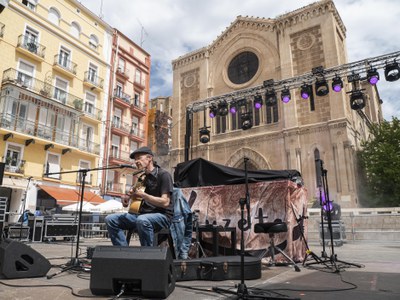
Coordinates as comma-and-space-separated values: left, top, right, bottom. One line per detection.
368, 75, 379, 85
230, 106, 237, 114
254, 102, 262, 109
301, 91, 309, 99
333, 84, 342, 92
282, 95, 290, 103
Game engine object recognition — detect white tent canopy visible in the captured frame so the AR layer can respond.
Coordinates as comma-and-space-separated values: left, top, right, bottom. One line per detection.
91, 199, 124, 213
62, 201, 96, 212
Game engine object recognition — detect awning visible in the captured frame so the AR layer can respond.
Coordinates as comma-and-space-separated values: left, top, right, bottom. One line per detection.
39, 185, 105, 206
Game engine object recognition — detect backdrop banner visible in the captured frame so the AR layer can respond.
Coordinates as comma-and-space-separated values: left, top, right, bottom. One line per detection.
181, 180, 308, 262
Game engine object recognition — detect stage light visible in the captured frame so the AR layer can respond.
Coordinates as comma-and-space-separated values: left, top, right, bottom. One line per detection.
254, 94, 263, 109
217, 100, 228, 116
314, 78, 329, 96
265, 89, 277, 106
199, 127, 210, 144
331, 75, 343, 92
322, 202, 341, 221
300, 84, 311, 99
209, 104, 217, 118
281, 87, 291, 103
367, 68, 379, 85
229, 102, 237, 114
240, 112, 253, 130
349, 90, 366, 110
384, 61, 400, 82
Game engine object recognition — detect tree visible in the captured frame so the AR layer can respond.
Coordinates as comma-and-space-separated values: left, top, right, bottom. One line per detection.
357, 117, 400, 207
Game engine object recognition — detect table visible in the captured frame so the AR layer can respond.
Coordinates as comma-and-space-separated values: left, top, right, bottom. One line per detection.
197, 225, 237, 256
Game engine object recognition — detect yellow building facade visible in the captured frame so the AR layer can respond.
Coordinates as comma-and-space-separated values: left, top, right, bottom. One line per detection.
0, 0, 112, 221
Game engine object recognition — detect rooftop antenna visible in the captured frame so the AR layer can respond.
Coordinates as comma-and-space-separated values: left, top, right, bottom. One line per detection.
99, 0, 104, 19
137, 19, 148, 47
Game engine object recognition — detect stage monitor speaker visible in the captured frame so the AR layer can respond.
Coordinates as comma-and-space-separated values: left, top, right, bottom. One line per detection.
0, 238, 51, 279
90, 246, 176, 298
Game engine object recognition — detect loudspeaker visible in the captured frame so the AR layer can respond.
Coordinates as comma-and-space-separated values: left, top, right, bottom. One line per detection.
90, 246, 176, 298
0, 238, 51, 278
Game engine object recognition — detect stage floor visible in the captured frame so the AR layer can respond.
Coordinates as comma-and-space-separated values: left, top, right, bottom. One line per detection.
1, 238, 399, 300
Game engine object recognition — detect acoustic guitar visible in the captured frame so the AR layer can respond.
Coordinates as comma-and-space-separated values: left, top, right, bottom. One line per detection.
128, 173, 146, 214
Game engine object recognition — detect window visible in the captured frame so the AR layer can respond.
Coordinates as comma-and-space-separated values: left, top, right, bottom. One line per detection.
24, 27, 39, 53
131, 116, 139, 135
48, 7, 61, 25
113, 108, 122, 128
118, 59, 125, 72
89, 34, 99, 49
5, 143, 24, 173
134, 93, 140, 106
70, 22, 81, 39
115, 83, 123, 98
38, 107, 55, 139
46, 152, 61, 179
17, 60, 34, 87
228, 51, 259, 84
82, 124, 94, 151
88, 63, 98, 84
58, 47, 71, 69
22, 0, 37, 11
78, 160, 91, 184
130, 141, 138, 154
135, 69, 141, 84
54, 77, 68, 104
111, 135, 120, 157
85, 92, 96, 115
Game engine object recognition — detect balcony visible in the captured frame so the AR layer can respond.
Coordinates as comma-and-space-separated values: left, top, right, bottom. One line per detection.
0, 22, 4, 38
113, 90, 131, 108
84, 71, 104, 91
109, 149, 131, 163
16, 35, 46, 62
2, 157, 25, 175
0, 113, 100, 156
53, 54, 77, 78
106, 182, 124, 194
111, 119, 131, 135
83, 102, 102, 121
129, 127, 145, 141
116, 67, 129, 81
133, 77, 146, 90
130, 100, 147, 116
2, 68, 85, 111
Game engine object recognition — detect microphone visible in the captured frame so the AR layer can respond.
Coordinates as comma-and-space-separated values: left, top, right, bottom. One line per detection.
119, 165, 145, 176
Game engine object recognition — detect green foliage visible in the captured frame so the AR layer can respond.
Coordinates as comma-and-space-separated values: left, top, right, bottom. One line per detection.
357, 117, 400, 207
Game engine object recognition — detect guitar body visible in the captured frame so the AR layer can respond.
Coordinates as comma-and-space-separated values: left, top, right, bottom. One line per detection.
128, 173, 146, 214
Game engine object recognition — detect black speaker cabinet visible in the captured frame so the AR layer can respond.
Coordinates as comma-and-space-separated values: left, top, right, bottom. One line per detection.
90, 246, 176, 298
0, 238, 51, 279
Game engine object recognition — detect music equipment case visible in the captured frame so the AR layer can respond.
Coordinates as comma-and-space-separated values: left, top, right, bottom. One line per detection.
174, 256, 261, 281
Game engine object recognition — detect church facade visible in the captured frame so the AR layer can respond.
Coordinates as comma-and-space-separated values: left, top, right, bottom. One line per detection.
169, 0, 383, 207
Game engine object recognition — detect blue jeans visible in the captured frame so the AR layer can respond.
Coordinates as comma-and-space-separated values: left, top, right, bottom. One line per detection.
105, 212, 171, 246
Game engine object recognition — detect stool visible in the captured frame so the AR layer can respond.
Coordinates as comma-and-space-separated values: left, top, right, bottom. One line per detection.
254, 221, 300, 272
126, 228, 175, 259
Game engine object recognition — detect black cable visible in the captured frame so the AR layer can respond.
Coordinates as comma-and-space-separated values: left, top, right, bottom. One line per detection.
0, 280, 98, 298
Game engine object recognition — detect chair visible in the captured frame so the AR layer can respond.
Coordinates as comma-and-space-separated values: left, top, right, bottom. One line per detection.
254, 220, 300, 272
126, 227, 175, 258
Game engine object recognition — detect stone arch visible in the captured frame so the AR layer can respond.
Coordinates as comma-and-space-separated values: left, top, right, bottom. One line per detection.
225, 147, 270, 171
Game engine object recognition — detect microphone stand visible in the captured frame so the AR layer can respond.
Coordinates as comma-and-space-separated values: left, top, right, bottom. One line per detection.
18, 176, 33, 242
46, 164, 140, 279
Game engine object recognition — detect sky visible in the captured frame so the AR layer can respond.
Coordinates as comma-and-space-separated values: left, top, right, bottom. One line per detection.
79, 0, 400, 120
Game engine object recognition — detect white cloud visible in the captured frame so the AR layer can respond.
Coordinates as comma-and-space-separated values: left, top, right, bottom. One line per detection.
79, 0, 400, 119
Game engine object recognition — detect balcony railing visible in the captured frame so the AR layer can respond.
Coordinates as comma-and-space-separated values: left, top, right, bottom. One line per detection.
116, 67, 129, 79
17, 34, 46, 59
2, 157, 25, 174
114, 90, 131, 105
0, 113, 100, 155
106, 182, 124, 194
109, 149, 131, 161
43, 164, 61, 180
133, 77, 146, 89
83, 102, 102, 121
111, 120, 131, 134
130, 127, 145, 139
0, 22, 4, 38
131, 100, 147, 114
84, 71, 104, 89
54, 54, 77, 75
2, 68, 85, 110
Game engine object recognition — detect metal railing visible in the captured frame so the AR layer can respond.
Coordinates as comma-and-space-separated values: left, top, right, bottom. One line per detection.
84, 71, 104, 89
54, 54, 77, 75
111, 119, 131, 134
114, 89, 131, 105
1, 157, 25, 174
17, 34, 46, 59
0, 113, 100, 155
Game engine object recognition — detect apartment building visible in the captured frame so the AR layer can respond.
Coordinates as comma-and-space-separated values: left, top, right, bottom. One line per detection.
0, 0, 112, 221
101, 29, 150, 201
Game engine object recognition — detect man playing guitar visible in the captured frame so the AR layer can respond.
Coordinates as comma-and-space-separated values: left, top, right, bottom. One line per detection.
105, 146, 174, 246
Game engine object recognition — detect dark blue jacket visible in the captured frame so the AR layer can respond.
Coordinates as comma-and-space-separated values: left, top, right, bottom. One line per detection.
170, 188, 192, 259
